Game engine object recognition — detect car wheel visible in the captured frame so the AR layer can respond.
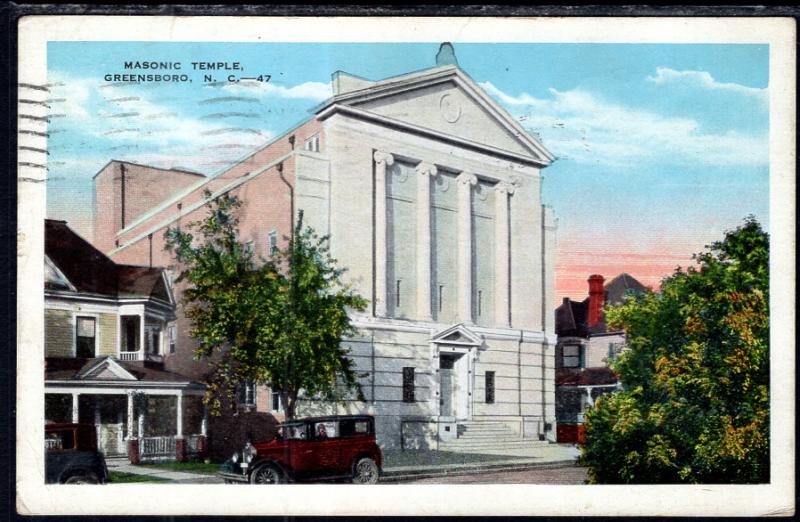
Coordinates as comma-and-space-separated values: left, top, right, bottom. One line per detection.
250, 464, 284, 485
64, 472, 99, 485
352, 457, 379, 484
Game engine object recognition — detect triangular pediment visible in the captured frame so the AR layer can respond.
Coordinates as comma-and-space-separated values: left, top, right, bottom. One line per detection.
76, 357, 138, 381
319, 66, 554, 165
45, 255, 76, 291
431, 323, 482, 346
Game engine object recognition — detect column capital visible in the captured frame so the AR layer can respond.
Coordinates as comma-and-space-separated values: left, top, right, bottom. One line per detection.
415, 161, 438, 178
495, 181, 516, 196
373, 150, 395, 166
456, 172, 478, 186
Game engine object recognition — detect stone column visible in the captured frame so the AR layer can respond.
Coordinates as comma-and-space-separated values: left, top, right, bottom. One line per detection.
139, 314, 146, 357
494, 182, 515, 328
71, 393, 79, 423
456, 172, 478, 323
415, 162, 438, 321
373, 151, 394, 317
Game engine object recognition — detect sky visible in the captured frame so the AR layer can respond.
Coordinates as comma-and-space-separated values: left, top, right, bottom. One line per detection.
46, 42, 770, 303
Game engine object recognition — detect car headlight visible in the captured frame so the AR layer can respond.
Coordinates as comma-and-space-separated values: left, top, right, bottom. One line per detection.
243, 443, 256, 463
231, 452, 239, 464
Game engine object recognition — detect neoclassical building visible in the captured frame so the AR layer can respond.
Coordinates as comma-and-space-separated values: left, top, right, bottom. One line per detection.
94, 44, 558, 449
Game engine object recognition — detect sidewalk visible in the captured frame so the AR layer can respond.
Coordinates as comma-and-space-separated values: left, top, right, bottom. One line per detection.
106, 459, 222, 484
380, 444, 581, 482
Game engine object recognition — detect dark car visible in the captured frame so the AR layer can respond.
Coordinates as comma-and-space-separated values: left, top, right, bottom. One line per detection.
219, 415, 382, 484
45, 423, 108, 484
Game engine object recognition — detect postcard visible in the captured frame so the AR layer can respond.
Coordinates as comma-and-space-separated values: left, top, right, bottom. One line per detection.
16, 15, 795, 516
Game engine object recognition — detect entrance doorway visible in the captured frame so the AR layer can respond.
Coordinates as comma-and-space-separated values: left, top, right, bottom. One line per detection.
439, 352, 469, 419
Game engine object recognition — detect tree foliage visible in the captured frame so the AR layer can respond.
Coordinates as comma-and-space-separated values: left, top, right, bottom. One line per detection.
165, 191, 368, 419
581, 217, 769, 483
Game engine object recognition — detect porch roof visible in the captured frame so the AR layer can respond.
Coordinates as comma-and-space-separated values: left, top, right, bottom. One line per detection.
45, 357, 204, 386
556, 367, 619, 387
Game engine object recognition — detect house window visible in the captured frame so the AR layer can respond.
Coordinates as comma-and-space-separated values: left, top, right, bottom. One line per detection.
239, 381, 257, 407
303, 134, 320, 152
607, 342, 625, 361
271, 390, 283, 412
562, 345, 583, 368
245, 239, 254, 254
168, 324, 177, 354
402, 367, 415, 403
485, 371, 495, 404
268, 230, 278, 256
75, 317, 96, 358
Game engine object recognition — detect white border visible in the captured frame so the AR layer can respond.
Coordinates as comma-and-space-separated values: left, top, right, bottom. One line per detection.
17, 16, 795, 516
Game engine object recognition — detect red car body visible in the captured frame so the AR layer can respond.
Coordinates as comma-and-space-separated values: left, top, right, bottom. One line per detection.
219, 415, 382, 484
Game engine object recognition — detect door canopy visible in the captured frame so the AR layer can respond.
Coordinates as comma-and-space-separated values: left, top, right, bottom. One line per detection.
431, 323, 482, 347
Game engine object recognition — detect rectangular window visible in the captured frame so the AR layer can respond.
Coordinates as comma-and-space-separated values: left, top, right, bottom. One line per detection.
562, 345, 582, 368
268, 230, 278, 255
438, 285, 444, 312
485, 371, 495, 404
239, 381, 257, 406
75, 317, 96, 358
396, 279, 401, 307
477, 290, 483, 316
607, 342, 624, 361
303, 134, 320, 152
271, 390, 282, 412
402, 367, 415, 403
168, 324, 177, 354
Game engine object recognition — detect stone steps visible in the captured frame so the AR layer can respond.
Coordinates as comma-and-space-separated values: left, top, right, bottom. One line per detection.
437, 421, 548, 453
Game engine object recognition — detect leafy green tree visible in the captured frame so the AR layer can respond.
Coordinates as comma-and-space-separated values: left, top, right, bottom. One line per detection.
581, 217, 769, 483
165, 191, 368, 419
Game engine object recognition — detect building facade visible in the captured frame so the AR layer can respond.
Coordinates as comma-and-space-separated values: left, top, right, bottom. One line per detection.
93, 46, 559, 449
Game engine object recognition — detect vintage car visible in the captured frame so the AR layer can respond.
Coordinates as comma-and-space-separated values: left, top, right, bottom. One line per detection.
219, 415, 382, 484
45, 423, 108, 484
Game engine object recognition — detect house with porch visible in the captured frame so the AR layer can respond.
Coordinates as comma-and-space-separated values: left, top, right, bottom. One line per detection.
554, 273, 648, 443
44, 219, 207, 462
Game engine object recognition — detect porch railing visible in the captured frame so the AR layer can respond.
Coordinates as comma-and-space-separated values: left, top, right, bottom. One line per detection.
119, 351, 141, 361
140, 436, 177, 457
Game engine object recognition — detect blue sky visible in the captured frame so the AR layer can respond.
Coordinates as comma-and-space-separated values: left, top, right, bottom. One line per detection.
47, 42, 770, 299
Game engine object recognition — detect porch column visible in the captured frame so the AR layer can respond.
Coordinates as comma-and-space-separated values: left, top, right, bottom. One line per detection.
415, 161, 437, 321
126, 391, 134, 439
201, 403, 208, 437
176, 392, 183, 438
71, 393, 79, 423
494, 182, 514, 328
373, 151, 394, 318
139, 314, 146, 357
94, 400, 101, 443
456, 172, 477, 323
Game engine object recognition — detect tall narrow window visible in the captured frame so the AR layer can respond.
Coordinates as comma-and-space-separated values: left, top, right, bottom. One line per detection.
271, 390, 283, 412
396, 279, 401, 307
239, 381, 257, 407
75, 317, 96, 358
477, 290, 483, 317
402, 367, 415, 403
485, 371, 495, 404
168, 324, 177, 354
303, 134, 320, 152
438, 285, 444, 312
268, 230, 278, 255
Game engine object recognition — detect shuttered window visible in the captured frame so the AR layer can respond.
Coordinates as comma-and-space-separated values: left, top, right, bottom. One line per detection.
402, 367, 415, 403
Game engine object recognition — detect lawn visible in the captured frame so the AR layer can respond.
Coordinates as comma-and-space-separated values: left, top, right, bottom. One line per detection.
108, 471, 170, 483
135, 461, 222, 475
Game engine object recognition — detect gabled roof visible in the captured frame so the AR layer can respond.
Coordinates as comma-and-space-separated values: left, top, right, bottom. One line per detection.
45, 219, 171, 302
45, 357, 200, 384
431, 323, 483, 347
604, 273, 649, 306
315, 65, 555, 166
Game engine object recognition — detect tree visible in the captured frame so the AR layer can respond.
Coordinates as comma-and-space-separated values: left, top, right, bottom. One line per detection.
580, 217, 769, 484
165, 191, 368, 419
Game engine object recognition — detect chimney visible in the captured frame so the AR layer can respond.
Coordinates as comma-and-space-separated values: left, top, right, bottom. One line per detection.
587, 274, 605, 327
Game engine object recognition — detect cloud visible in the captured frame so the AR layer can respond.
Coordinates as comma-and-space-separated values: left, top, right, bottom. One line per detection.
646, 67, 767, 100
221, 80, 332, 102
479, 81, 768, 168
